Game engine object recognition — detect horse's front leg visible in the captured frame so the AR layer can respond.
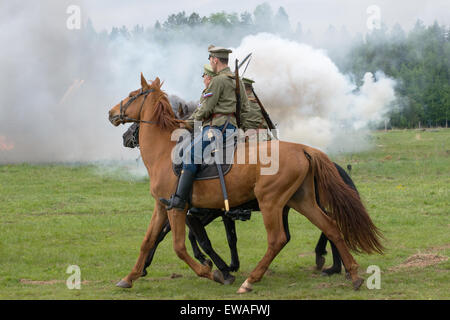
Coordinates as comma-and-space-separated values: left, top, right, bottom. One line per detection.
167, 208, 216, 282
187, 212, 218, 268
186, 214, 235, 285
222, 215, 239, 272
116, 202, 168, 288
188, 226, 209, 267
142, 219, 171, 277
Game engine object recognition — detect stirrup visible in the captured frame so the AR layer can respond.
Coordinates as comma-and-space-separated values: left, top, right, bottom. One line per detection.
224, 208, 252, 221
159, 195, 186, 211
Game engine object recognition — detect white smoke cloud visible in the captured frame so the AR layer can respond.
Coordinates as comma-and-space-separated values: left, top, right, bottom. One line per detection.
0, 1, 212, 165
0, 3, 396, 167
231, 33, 396, 153
0, 1, 137, 164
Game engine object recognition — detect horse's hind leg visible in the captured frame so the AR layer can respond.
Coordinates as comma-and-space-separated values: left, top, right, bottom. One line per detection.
315, 233, 328, 270
317, 162, 357, 277
321, 237, 343, 276
314, 232, 344, 277
237, 205, 290, 294
289, 195, 363, 290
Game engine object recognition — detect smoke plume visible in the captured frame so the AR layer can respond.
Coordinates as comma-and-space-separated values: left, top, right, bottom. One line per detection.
231, 33, 396, 152
0, 2, 396, 166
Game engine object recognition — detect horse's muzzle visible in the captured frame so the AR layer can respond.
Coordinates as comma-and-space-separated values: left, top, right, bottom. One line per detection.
108, 111, 121, 126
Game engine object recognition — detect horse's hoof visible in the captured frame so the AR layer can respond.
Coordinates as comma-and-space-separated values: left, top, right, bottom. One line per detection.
352, 278, 364, 290
141, 269, 148, 277
203, 259, 213, 269
213, 270, 225, 284
345, 272, 351, 281
237, 280, 253, 294
315, 255, 326, 270
229, 263, 239, 272
321, 267, 341, 276
116, 280, 132, 288
223, 274, 235, 285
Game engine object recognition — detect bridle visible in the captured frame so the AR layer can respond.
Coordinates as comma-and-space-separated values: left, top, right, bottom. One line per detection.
118, 88, 156, 125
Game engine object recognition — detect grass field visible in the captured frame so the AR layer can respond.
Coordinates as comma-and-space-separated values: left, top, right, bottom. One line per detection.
0, 129, 449, 300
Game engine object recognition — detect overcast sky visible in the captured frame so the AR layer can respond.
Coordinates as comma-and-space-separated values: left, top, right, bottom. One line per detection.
83, 0, 450, 34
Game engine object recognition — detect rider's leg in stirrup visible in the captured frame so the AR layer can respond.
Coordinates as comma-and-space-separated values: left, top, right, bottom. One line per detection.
160, 126, 210, 210
160, 168, 196, 210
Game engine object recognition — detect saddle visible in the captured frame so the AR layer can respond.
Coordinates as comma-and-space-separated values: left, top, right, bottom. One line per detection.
173, 130, 253, 221
173, 161, 233, 181
122, 123, 253, 221
172, 131, 237, 181
122, 123, 236, 180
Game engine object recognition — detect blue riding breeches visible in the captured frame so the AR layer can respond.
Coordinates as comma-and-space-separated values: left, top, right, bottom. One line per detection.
182, 123, 236, 174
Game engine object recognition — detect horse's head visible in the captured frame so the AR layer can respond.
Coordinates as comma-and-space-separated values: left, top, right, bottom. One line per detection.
108, 73, 158, 126
108, 73, 185, 131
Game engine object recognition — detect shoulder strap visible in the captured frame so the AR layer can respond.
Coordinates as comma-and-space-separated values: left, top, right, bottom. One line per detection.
234, 59, 242, 128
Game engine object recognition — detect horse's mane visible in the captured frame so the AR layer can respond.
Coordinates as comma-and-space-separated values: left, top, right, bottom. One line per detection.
148, 80, 185, 131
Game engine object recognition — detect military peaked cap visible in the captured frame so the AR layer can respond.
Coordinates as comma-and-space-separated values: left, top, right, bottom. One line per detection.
202, 64, 216, 77
208, 45, 233, 59
242, 77, 255, 86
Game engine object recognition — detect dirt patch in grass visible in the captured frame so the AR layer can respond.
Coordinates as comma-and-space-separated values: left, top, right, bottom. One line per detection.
298, 252, 314, 258
389, 253, 448, 272
315, 282, 332, 289
425, 244, 450, 253
315, 281, 348, 290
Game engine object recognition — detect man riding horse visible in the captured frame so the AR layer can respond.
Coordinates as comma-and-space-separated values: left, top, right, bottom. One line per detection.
121, 51, 355, 279
160, 46, 250, 211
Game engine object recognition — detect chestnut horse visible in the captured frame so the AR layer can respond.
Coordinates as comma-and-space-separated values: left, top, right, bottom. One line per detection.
108, 74, 384, 293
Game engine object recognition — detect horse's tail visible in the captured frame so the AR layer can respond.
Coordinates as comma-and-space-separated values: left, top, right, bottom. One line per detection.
305, 148, 384, 255
333, 162, 358, 195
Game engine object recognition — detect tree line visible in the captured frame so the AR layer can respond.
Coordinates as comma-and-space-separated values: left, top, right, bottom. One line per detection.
341, 21, 450, 128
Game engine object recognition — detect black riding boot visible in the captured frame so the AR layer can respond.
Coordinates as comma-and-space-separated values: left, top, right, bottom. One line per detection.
160, 170, 196, 210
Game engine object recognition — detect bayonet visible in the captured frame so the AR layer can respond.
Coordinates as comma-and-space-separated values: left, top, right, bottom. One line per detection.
238, 53, 252, 69
238, 53, 252, 78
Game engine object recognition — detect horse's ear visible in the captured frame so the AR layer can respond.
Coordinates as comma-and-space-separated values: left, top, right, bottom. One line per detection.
141, 73, 149, 89
178, 103, 184, 118
153, 77, 161, 87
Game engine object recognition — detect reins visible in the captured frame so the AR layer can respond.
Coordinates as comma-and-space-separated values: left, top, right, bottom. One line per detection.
119, 88, 156, 125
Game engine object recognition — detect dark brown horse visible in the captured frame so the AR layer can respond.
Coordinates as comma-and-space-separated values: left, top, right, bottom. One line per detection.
108, 74, 384, 293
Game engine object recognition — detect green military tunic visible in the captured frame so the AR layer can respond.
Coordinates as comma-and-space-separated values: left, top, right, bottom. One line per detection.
185, 88, 207, 128
185, 64, 216, 128
244, 90, 268, 130
194, 67, 249, 128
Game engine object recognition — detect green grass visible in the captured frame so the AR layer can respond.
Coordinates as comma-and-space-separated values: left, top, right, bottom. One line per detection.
0, 129, 449, 299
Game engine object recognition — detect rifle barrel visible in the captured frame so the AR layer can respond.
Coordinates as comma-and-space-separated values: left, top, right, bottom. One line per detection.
252, 88, 275, 130
235, 59, 242, 128
238, 53, 252, 69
